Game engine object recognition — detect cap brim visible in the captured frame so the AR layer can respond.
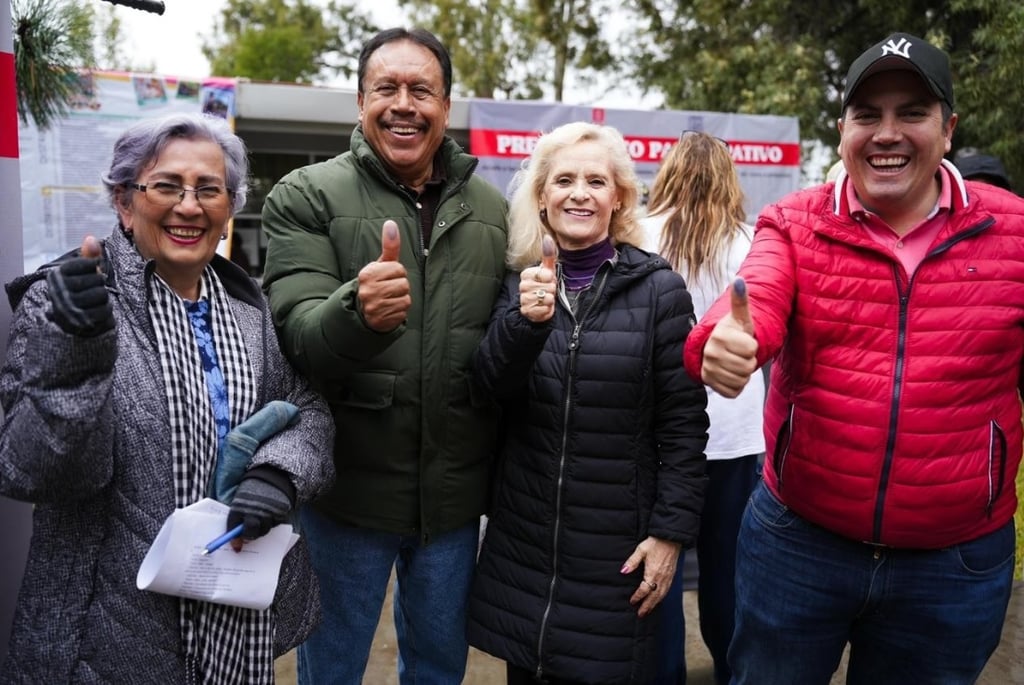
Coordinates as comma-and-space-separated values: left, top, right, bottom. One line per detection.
844, 56, 946, 108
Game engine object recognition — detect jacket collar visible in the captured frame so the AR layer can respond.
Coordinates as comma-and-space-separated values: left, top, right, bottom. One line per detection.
816, 158, 982, 250
832, 158, 970, 218
349, 126, 479, 193
103, 226, 263, 308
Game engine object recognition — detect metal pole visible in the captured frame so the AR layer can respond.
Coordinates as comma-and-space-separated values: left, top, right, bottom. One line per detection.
0, 0, 32, 665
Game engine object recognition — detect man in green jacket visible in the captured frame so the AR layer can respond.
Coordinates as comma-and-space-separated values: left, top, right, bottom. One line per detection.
261, 27, 508, 685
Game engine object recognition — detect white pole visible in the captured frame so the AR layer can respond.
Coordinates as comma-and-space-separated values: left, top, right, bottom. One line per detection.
0, 0, 33, 665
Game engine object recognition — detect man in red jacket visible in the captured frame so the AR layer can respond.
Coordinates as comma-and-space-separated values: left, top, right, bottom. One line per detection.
685, 32, 1024, 684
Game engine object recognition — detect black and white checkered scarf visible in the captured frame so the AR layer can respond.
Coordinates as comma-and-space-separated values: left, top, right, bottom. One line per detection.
149, 267, 274, 684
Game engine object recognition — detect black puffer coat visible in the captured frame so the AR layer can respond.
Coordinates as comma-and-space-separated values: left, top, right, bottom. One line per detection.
467, 245, 709, 684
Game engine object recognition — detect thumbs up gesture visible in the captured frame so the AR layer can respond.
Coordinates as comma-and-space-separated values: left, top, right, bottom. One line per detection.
518, 235, 558, 323
45, 235, 114, 337
701, 277, 758, 398
357, 220, 411, 332
378, 218, 401, 262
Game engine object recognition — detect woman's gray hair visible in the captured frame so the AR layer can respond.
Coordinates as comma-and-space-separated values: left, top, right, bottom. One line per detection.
101, 113, 249, 215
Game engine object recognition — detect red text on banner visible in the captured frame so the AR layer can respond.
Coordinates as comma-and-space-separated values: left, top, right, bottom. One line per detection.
469, 128, 800, 167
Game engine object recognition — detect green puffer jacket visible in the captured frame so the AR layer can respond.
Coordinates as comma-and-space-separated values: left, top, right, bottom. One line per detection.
261, 127, 508, 542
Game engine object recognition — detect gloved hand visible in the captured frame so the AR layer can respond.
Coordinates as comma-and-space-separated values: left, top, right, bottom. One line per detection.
45, 250, 113, 337
227, 467, 295, 540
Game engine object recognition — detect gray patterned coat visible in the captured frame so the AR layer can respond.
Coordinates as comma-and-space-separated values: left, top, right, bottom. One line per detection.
0, 227, 335, 684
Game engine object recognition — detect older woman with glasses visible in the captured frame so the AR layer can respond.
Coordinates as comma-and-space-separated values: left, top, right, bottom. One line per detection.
0, 113, 334, 684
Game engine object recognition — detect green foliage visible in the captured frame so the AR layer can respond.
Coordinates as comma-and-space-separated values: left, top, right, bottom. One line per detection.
401, 0, 543, 99
948, 0, 1024, 191
12, 0, 94, 129
201, 0, 378, 83
628, 0, 933, 146
402, 0, 615, 102
529, 0, 616, 101
625, 0, 1024, 190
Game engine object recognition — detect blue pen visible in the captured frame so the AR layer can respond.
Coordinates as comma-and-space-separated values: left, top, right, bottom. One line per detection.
201, 523, 245, 555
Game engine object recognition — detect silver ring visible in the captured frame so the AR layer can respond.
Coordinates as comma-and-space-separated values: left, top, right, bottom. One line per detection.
534, 289, 546, 305
643, 579, 658, 591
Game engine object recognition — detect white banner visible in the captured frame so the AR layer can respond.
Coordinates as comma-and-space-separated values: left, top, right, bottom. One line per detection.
468, 100, 801, 223
17, 71, 236, 271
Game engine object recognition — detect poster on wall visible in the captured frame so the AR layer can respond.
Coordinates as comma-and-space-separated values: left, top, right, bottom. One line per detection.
17, 71, 237, 272
468, 100, 801, 223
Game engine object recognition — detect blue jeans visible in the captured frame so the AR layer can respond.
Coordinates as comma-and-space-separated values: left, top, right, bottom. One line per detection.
730, 482, 1015, 685
654, 455, 760, 685
296, 508, 480, 685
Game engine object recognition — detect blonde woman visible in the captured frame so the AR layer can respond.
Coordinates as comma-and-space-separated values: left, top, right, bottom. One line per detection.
467, 122, 709, 684
641, 130, 765, 685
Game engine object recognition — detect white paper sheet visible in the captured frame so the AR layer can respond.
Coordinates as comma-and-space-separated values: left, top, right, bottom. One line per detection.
137, 498, 298, 610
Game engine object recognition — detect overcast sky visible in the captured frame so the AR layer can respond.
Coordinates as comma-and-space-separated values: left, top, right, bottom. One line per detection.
109, 0, 655, 108
112, 0, 402, 82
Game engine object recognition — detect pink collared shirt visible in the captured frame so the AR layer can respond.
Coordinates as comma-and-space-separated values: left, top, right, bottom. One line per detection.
843, 167, 954, 276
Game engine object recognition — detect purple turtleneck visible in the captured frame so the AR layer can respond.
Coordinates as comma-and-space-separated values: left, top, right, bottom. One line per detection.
559, 238, 616, 291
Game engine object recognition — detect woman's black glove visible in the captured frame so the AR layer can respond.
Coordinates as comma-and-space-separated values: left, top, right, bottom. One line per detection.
45, 257, 113, 336
227, 467, 296, 540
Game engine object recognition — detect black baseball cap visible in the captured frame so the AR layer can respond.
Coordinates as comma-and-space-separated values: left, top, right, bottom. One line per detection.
842, 32, 954, 111
956, 154, 1012, 191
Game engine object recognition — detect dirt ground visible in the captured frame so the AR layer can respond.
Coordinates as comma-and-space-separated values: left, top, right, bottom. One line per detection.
276, 587, 726, 685
275, 576, 1024, 684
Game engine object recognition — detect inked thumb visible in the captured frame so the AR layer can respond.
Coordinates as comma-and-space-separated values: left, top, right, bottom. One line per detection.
541, 234, 557, 273
731, 277, 753, 335
379, 220, 401, 262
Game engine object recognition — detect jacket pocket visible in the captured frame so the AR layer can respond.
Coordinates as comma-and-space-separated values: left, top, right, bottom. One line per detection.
334, 370, 397, 410
770, 404, 795, 491
272, 537, 321, 656
986, 420, 1008, 516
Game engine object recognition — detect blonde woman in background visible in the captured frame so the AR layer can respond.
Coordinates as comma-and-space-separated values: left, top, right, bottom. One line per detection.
641, 130, 765, 685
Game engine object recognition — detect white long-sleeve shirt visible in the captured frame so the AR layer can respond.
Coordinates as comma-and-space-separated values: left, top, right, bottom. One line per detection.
640, 215, 766, 460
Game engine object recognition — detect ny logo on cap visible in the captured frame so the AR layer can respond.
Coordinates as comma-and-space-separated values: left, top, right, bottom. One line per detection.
881, 37, 912, 59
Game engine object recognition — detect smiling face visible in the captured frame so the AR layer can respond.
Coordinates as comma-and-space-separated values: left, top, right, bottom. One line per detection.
838, 69, 956, 231
116, 138, 230, 300
540, 140, 621, 251
358, 39, 451, 192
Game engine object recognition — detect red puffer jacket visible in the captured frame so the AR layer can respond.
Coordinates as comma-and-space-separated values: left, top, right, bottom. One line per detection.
685, 164, 1024, 548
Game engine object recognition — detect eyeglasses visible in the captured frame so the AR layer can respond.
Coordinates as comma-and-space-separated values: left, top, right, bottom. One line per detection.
679, 130, 729, 147
129, 181, 233, 209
